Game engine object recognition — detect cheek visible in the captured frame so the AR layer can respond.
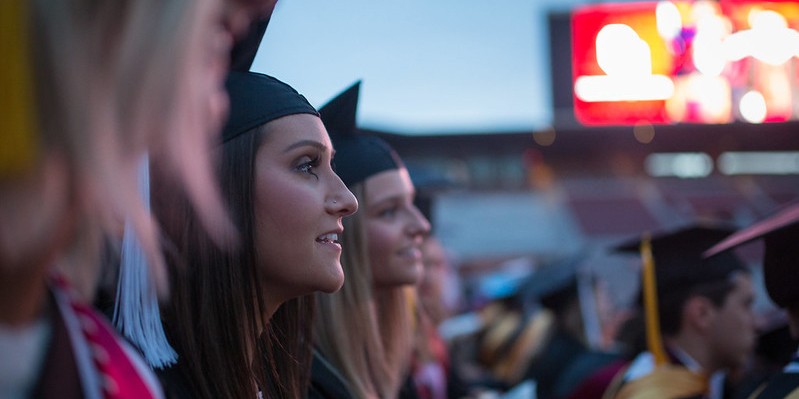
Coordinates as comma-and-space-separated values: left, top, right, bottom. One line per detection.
366, 221, 398, 263
726, 307, 754, 346
735, 303, 754, 329
254, 174, 311, 243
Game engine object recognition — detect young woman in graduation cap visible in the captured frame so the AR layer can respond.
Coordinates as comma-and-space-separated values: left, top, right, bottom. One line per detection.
146, 71, 357, 398
310, 82, 432, 398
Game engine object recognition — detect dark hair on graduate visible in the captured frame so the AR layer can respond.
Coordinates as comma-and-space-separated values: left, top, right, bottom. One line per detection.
655, 278, 739, 336
154, 125, 313, 399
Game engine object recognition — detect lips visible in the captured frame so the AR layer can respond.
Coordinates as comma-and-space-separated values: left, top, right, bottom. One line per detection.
398, 246, 423, 261
316, 233, 340, 244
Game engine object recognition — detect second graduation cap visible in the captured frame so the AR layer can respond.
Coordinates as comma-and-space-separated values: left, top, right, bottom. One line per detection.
705, 203, 799, 308
522, 253, 586, 313
318, 81, 404, 187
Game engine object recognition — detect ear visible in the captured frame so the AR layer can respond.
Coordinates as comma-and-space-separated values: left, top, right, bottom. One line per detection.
683, 295, 716, 332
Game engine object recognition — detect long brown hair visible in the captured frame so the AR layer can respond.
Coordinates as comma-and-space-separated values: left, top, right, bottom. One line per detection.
313, 183, 415, 398
154, 125, 313, 398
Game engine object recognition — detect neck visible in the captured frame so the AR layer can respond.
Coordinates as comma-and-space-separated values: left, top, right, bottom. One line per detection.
665, 335, 713, 373
261, 295, 280, 326
261, 308, 276, 331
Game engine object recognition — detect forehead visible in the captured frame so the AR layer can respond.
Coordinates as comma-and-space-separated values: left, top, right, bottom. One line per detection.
260, 113, 330, 148
364, 168, 413, 204
727, 273, 754, 298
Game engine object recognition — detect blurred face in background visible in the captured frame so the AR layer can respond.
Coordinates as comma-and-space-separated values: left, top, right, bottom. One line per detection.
420, 237, 448, 302
707, 273, 756, 371
419, 236, 452, 323
364, 167, 431, 288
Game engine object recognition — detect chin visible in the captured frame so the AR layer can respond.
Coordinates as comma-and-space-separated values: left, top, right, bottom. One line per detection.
319, 280, 345, 294
408, 264, 424, 283
395, 274, 422, 287
318, 271, 345, 293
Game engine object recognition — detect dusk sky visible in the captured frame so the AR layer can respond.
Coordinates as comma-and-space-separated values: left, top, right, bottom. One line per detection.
254, 0, 589, 135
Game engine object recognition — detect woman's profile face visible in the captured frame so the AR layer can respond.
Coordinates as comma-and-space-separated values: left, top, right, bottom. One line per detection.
364, 168, 431, 288
253, 114, 357, 304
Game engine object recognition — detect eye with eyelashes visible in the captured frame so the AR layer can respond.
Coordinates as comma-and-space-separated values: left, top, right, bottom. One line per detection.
296, 154, 321, 178
373, 198, 409, 219
378, 205, 399, 218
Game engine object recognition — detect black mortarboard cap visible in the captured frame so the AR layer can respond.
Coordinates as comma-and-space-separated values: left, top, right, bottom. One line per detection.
615, 224, 746, 295
221, 71, 318, 143
522, 254, 584, 312
229, 17, 270, 72
318, 81, 403, 187
704, 203, 799, 308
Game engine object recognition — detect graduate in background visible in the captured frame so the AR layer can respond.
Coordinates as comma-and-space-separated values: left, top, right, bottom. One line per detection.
704, 203, 799, 399
604, 225, 757, 399
521, 255, 622, 399
410, 236, 451, 399
310, 82, 432, 399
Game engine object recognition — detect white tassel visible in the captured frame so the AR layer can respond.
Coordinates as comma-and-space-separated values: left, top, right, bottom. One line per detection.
577, 264, 602, 350
114, 154, 177, 369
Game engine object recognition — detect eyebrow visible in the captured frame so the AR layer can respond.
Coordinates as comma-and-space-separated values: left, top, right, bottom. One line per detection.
282, 140, 327, 154
369, 192, 413, 208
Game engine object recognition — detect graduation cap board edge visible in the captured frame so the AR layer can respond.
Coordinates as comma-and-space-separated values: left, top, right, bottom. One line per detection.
318, 81, 405, 188
704, 203, 799, 309
230, 16, 270, 72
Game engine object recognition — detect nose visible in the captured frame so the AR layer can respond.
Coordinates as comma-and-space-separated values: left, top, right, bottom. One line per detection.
222, 5, 253, 40
327, 176, 358, 217
222, 1, 277, 41
406, 204, 431, 238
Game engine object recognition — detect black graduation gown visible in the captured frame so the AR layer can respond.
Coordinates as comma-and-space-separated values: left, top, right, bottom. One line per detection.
552, 349, 622, 398
30, 294, 84, 399
523, 328, 590, 399
746, 358, 799, 399
308, 350, 355, 399
156, 364, 197, 399
398, 373, 422, 399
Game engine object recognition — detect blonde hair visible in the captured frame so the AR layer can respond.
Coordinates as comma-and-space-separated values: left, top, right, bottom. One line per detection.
1, 0, 232, 298
314, 183, 415, 398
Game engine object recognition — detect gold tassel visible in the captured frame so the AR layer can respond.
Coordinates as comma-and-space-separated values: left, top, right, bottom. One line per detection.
641, 232, 667, 366
1, 0, 38, 178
